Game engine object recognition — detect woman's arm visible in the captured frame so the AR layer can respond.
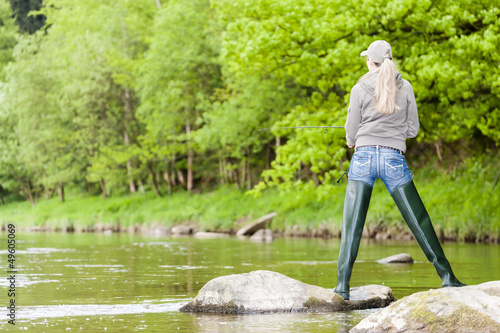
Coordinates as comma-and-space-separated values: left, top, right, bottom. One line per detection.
345, 85, 362, 147
406, 83, 419, 138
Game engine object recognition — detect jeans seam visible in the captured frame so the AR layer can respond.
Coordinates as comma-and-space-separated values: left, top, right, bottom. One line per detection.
350, 148, 411, 192
376, 148, 380, 178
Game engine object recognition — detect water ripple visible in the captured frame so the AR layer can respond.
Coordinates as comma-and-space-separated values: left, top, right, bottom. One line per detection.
19, 302, 186, 320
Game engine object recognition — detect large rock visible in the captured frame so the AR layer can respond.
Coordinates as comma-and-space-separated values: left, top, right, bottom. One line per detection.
236, 212, 277, 237
180, 270, 395, 314
351, 281, 500, 333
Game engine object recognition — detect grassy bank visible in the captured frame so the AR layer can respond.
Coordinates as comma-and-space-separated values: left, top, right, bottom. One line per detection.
0, 161, 499, 242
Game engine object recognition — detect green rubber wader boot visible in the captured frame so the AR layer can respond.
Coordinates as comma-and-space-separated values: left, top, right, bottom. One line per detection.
391, 180, 466, 287
334, 180, 373, 300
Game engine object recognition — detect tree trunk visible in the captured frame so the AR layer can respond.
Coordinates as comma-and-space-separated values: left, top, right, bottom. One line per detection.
187, 149, 194, 191
240, 160, 246, 189
45, 187, 56, 200
26, 190, 35, 206
100, 178, 107, 199
35, 186, 40, 203
163, 168, 172, 195
12, 173, 35, 206
233, 169, 240, 189
26, 176, 35, 206
186, 119, 193, 192
434, 141, 443, 161
148, 163, 161, 197
247, 150, 252, 190
266, 144, 271, 170
171, 170, 177, 186
177, 169, 186, 188
57, 184, 65, 202
155, 0, 161, 9
307, 165, 320, 187
218, 156, 225, 185
223, 157, 228, 184
123, 88, 136, 194
138, 179, 145, 193
169, 157, 177, 187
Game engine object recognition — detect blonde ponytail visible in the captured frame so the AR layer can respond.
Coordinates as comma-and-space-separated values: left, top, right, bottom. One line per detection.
374, 55, 399, 114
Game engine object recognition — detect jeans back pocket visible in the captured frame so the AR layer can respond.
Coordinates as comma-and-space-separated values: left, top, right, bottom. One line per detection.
385, 157, 404, 179
351, 155, 371, 177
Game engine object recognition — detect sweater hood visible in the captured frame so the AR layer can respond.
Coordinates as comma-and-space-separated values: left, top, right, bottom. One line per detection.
358, 71, 403, 95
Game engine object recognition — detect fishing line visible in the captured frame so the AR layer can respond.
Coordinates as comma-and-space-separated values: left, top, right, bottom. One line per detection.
258, 126, 344, 132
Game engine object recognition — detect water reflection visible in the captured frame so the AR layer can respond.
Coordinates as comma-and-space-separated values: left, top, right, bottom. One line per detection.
186, 311, 377, 333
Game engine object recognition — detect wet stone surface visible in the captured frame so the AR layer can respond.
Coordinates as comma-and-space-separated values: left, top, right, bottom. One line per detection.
376, 253, 414, 264
180, 270, 395, 314
351, 281, 500, 333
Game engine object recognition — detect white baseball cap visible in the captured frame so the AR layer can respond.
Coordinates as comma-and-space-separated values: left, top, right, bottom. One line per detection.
360, 40, 393, 63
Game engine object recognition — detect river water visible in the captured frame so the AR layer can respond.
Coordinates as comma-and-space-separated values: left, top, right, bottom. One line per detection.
1, 232, 498, 332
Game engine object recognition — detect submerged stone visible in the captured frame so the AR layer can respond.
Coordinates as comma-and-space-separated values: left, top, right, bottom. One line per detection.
179, 270, 395, 314
377, 253, 414, 264
351, 281, 500, 333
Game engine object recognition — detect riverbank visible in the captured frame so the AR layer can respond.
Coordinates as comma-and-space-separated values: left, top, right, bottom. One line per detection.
1, 161, 499, 242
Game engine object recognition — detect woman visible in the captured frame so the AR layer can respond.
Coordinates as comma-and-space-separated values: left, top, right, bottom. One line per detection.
334, 40, 466, 300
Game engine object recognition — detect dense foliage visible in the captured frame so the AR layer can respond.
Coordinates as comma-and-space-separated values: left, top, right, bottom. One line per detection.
0, 0, 499, 206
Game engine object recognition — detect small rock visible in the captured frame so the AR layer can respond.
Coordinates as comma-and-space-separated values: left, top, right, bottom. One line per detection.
150, 226, 170, 237
180, 270, 394, 314
236, 212, 277, 237
375, 232, 391, 240
249, 229, 274, 242
349, 285, 396, 309
351, 281, 500, 333
194, 232, 229, 239
126, 224, 141, 233
377, 253, 414, 264
171, 225, 193, 236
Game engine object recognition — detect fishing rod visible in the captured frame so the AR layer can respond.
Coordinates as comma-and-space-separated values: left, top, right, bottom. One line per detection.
258, 126, 344, 133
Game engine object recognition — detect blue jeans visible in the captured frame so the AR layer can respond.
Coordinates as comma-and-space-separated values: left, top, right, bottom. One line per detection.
348, 146, 413, 194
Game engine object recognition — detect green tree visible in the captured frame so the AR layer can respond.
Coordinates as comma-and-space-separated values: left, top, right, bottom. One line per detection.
0, 0, 18, 78
39, 0, 155, 197
3, 33, 80, 202
1, 0, 156, 202
0, 0, 23, 204
214, 0, 355, 193
214, 0, 500, 193
137, 0, 222, 193
1, 0, 499, 206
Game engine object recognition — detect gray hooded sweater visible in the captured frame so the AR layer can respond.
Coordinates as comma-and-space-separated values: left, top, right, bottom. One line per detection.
345, 71, 419, 153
